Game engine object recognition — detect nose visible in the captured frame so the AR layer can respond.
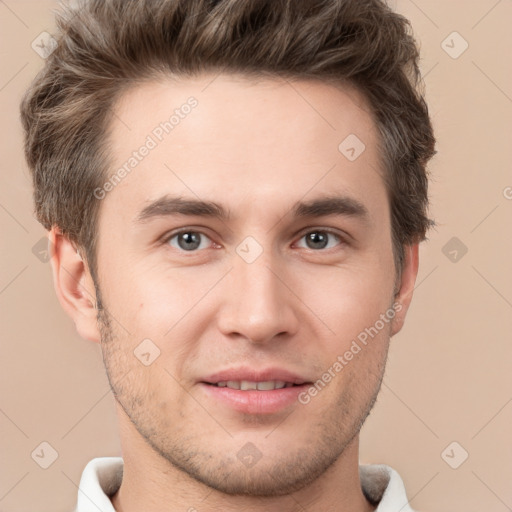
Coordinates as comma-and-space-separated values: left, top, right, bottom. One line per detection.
216, 252, 300, 345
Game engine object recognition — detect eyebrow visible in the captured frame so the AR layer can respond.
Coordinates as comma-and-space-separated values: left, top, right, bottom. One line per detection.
291, 195, 368, 220
136, 196, 227, 222
135, 194, 369, 223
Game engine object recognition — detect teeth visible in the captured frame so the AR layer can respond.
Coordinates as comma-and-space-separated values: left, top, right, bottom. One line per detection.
240, 381, 257, 390
217, 380, 292, 390
257, 381, 275, 391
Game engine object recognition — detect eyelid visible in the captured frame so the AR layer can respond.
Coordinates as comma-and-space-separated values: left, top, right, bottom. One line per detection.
159, 226, 349, 252
293, 227, 348, 247
160, 227, 217, 248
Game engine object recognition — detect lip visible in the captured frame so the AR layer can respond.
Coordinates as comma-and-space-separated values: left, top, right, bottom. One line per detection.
201, 366, 309, 386
199, 382, 311, 414
199, 366, 312, 414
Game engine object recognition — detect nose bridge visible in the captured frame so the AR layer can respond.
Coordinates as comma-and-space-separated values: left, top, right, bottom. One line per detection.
238, 253, 280, 307
218, 244, 298, 343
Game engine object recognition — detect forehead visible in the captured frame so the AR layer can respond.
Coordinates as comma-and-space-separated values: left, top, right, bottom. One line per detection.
103, 74, 385, 221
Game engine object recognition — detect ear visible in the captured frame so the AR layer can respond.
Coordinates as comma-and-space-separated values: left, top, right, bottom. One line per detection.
390, 244, 419, 337
49, 227, 101, 343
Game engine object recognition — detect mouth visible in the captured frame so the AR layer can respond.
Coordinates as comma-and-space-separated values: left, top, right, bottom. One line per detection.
203, 380, 304, 390
199, 367, 313, 414
201, 366, 310, 386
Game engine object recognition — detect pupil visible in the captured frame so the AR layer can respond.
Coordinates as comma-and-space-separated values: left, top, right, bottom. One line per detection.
178, 232, 201, 250
307, 232, 328, 249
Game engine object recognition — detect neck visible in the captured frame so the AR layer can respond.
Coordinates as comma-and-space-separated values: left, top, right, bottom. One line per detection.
111, 408, 374, 512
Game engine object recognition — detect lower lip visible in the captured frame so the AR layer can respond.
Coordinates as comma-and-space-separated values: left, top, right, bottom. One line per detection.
199, 383, 310, 414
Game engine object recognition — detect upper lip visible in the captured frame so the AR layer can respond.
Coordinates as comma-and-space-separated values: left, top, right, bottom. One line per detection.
201, 367, 311, 385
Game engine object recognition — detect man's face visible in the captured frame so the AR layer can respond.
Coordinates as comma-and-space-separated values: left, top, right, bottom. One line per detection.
94, 75, 404, 495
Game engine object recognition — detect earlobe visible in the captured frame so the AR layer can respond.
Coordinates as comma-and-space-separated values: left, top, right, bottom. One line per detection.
49, 227, 101, 343
390, 244, 419, 337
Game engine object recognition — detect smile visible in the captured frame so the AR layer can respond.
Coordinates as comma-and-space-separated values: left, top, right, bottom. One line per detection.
208, 380, 299, 390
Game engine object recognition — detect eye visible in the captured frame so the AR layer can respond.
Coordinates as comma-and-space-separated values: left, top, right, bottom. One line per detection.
295, 230, 343, 250
166, 230, 212, 251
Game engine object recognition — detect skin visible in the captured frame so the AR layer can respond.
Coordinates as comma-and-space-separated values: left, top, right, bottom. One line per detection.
50, 74, 419, 512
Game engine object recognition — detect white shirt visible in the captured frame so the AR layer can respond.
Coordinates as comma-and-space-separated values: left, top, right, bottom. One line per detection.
73, 457, 416, 512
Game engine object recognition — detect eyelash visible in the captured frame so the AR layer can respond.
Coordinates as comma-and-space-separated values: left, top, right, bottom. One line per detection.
162, 228, 347, 253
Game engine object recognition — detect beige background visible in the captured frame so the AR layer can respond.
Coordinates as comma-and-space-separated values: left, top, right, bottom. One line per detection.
1, 1, 511, 510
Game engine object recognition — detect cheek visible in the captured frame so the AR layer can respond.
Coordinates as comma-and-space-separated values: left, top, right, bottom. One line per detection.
99, 262, 224, 379
100, 258, 211, 330
298, 261, 395, 344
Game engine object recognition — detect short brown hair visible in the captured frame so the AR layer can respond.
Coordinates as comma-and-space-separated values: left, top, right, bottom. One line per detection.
20, 0, 436, 282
